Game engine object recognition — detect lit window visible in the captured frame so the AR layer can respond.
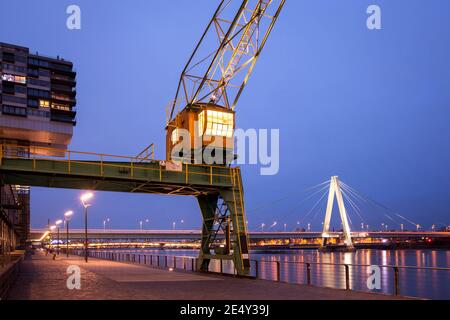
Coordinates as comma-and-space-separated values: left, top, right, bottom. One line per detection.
171, 128, 180, 144
198, 111, 205, 136
204, 110, 234, 138
1, 73, 26, 84
51, 103, 70, 111
39, 100, 50, 108
15, 76, 27, 84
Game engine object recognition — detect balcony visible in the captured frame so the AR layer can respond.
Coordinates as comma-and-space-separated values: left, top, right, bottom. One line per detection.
50, 111, 76, 125
51, 94, 76, 105
51, 83, 76, 95
51, 73, 76, 86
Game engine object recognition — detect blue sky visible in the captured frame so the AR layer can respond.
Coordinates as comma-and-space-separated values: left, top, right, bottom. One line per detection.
1, 0, 449, 231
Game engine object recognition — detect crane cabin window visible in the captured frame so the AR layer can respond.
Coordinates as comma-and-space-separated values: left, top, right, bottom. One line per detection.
200, 110, 234, 138
171, 128, 180, 144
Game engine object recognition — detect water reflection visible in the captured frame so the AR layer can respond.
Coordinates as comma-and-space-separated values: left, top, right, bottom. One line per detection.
112, 248, 450, 299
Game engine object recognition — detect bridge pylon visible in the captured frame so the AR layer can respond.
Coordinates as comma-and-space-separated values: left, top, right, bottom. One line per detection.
320, 176, 355, 251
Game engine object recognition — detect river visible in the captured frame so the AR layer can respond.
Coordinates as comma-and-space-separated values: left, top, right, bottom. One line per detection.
104, 248, 450, 299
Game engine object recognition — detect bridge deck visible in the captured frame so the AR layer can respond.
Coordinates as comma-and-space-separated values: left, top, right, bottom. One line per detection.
7, 252, 407, 300
0, 148, 234, 196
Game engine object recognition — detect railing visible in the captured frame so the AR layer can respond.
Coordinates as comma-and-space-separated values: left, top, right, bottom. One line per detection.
71, 250, 199, 272
74, 250, 450, 299
0, 143, 234, 187
249, 259, 450, 299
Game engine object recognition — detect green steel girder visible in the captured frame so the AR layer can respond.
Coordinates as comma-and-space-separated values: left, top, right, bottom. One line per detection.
0, 157, 251, 275
0, 158, 232, 196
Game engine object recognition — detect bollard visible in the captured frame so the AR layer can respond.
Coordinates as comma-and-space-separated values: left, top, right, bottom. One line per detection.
150, 255, 153, 266
144, 255, 147, 265
157, 255, 160, 267
254, 260, 259, 279
344, 265, 350, 290
191, 258, 195, 271
306, 263, 311, 285
394, 267, 399, 295
220, 259, 223, 274
174, 257, 177, 269
184, 258, 187, 271
276, 261, 281, 282
165, 256, 168, 267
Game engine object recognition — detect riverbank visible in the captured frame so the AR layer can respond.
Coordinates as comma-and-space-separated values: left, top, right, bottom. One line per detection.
6, 252, 409, 300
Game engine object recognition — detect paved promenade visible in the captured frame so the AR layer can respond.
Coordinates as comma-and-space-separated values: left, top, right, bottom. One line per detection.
7, 252, 406, 300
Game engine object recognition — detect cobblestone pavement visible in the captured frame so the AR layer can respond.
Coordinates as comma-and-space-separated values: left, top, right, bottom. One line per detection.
7, 252, 408, 300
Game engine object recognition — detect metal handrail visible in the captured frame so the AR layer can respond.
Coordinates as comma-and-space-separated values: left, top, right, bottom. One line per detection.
75, 250, 450, 299
0, 143, 235, 183
253, 259, 450, 271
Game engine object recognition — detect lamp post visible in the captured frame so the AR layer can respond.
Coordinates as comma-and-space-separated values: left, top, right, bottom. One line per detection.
80, 192, 93, 263
139, 219, 149, 230
103, 218, 110, 232
55, 220, 63, 255
64, 211, 73, 258
50, 225, 56, 250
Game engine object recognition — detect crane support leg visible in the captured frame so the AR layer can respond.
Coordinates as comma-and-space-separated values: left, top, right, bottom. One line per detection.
196, 168, 250, 276
197, 194, 219, 272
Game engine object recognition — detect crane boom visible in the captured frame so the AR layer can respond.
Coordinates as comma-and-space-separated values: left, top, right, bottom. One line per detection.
169, 0, 285, 122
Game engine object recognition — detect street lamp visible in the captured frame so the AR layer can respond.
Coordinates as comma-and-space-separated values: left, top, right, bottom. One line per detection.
103, 218, 110, 232
50, 225, 56, 250
55, 220, 63, 255
64, 211, 73, 258
139, 219, 149, 230
80, 192, 93, 263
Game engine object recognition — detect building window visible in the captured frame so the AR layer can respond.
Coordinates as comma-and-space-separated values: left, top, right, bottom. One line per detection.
52, 93, 71, 101
2, 105, 27, 117
38, 69, 50, 77
204, 110, 234, 138
198, 111, 205, 136
39, 100, 50, 108
15, 85, 27, 94
28, 99, 39, 108
28, 68, 39, 77
28, 108, 50, 118
2, 95, 27, 105
51, 103, 70, 111
2, 82, 15, 95
1, 73, 27, 84
171, 129, 180, 144
28, 88, 50, 98
2, 64, 26, 74
3, 52, 15, 63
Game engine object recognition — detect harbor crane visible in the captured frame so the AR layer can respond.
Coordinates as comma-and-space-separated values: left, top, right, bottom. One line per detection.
166, 0, 285, 274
